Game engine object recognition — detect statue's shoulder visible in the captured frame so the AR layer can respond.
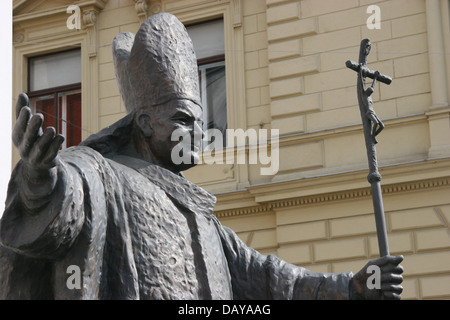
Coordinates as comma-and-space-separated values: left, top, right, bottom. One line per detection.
104, 154, 165, 190
60, 145, 110, 166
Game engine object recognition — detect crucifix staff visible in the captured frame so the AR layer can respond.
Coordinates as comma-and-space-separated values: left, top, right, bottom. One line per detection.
346, 39, 392, 257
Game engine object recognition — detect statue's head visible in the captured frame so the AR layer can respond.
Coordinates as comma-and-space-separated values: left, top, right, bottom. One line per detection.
360, 38, 372, 57
112, 13, 203, 171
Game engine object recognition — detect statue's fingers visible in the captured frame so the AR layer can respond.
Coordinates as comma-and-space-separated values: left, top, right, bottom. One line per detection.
15, 93, 30, 120
382, 290, 402, 300
381, 284, 403, 300
376, 255, 404, 268
21, 114, 44, 157
382, 263, 404, 277
382, 258, 404, 275
12, 106, 32, 148
41, 134, 64, 167
28, 127, 56, 164
381, 272, 403, 285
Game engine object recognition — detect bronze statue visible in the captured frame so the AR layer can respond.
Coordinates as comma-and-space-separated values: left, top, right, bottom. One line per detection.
0, 13, 403, 300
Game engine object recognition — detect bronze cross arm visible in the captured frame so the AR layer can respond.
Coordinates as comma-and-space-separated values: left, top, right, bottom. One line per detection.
345, 60, 392, 85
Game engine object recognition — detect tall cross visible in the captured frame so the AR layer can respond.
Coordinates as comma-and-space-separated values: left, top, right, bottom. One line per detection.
346, 39, 392, 257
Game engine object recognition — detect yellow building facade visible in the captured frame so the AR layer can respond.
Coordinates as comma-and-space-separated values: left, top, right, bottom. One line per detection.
12, 0, 450, 299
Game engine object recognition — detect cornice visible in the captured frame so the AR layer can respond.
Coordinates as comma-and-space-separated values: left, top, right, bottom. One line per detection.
13, 0, 108, 24
216, 204, 271, 218
214, 175, 450, 219
248, 156, 450, 203
214, 158, 450, 219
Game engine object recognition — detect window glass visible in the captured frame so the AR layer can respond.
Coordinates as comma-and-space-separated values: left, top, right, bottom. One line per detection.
30, 90, 81, 149
199, 61, 227, 148
187, 19, 227, 150
187, 19, 225, 60
58, 90, 82, 149
33, 94, 57, 129
29, 49, 81, 92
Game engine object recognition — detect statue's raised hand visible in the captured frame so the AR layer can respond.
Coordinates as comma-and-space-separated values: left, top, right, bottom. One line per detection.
12, 93, 64, 178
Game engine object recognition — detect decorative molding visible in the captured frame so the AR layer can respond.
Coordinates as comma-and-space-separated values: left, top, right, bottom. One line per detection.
80, 0, 109, 28
149, 0, 162, 15
13, 0, 108, 23
13, 33, 25, 43
215, 204, 271, 218
425, 0, 449, 109
271, 176, 450, 209
214, 176, 450, 218
81, 0, 108, 10
82, 8, 98, 28
13, 0, 28, 13
134, 0, 149, 22
232, 0, 242, 28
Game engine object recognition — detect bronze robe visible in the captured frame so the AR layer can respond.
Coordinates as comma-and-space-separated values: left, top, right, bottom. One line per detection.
0, 116, 352, 300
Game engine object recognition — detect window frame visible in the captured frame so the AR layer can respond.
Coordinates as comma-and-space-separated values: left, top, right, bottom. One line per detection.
27, 48, 81, 94
187, 18, 227, 150
176, 4, 248, 145
27, 49, 82, 149
198, 59, 227, 150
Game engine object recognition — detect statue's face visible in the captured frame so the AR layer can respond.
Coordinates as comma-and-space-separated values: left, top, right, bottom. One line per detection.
140, 99, 203, 172
361, 39, 371, 56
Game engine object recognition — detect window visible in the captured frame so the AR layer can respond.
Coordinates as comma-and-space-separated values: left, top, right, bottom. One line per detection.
28, 49, 82, 149
187, 19, 227, 149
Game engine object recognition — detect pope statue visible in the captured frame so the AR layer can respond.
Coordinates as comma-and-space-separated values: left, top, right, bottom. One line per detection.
0, 13, 403, 300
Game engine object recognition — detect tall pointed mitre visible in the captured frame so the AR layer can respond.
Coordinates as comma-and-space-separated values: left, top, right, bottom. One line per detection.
112, 13, 201, 113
